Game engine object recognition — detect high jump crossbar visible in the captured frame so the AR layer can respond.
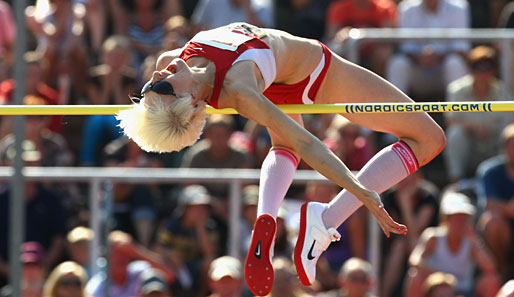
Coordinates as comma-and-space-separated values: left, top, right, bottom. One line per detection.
0, 101, 513, 115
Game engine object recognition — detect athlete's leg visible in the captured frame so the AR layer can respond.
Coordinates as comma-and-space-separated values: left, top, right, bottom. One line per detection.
258, 114, 303, 218
295, 48, 445, 287
245, 114, 303, 295
317, 54, 446, 228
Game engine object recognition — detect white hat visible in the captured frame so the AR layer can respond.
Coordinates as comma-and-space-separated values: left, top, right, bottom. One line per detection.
440, 192, 476, 216
208, 256, 242, 281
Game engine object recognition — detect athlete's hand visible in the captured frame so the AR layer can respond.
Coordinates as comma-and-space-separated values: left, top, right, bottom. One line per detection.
361, 190, 408, 237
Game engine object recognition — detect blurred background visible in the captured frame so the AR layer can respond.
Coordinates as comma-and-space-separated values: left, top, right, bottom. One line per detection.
0, 0, 513, 296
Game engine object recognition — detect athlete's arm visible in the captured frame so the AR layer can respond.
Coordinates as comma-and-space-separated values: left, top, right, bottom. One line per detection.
222, 61, 407, 237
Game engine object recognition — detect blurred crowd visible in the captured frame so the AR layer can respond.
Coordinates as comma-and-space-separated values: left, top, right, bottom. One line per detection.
0, 0, 514, 296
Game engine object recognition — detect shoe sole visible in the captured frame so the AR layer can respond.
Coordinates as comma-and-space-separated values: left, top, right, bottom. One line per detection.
294, 202, 312, 286
244, 214, 276, 296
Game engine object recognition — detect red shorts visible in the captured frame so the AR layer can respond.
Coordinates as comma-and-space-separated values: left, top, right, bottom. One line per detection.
263, 42, 332, 105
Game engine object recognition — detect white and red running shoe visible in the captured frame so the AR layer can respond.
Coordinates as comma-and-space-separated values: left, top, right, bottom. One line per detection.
294, 202, 341, 286
244, 214, 276, 296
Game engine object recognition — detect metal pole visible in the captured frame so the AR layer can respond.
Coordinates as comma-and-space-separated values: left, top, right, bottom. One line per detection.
228, 180, 242, 258
500, 38, 512, 99
89, 179, 102, 278
368, 217, 381, 295
10, 0, 27, 296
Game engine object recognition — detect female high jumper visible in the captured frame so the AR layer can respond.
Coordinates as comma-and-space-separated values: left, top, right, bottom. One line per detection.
117, 22, 446, 296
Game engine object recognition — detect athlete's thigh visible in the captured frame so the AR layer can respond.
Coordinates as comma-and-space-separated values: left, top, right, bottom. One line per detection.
318, 54, 440, 139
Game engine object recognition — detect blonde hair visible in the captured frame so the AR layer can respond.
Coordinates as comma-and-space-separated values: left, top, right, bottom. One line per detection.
42, 261, 89, 297
117, 92, 207, 153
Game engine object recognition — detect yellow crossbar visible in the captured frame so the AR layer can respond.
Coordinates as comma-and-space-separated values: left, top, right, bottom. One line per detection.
0, 101, 512, 115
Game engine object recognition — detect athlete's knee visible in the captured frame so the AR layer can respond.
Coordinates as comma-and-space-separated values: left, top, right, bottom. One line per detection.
403, 124, 446, 166
269, 146, 301, 165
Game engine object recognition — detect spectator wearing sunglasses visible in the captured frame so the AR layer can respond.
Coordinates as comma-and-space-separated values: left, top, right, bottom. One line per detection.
444, 45, 513, 183
42, 261, 90, 297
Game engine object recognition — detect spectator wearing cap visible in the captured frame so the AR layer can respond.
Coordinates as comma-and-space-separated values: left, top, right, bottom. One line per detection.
207, 256, 244, 297
422, 272, 461, 297
139, 268, 171, 297
405, 192, 501, 297
318, 257, 377, 297
444, 45, 513, 182
67, 226, 94, 278
0, 242, 46, 297
155, 185, 220, 297
43, 261, 90, 297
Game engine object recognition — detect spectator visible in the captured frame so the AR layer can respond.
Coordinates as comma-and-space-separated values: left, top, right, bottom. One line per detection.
325, 0, 398, 76
380, 170, 440, 297
162, 15, 192, 52
275, 0, 332, 40
181, 114, 253, 254
267, 257, 311, 297
87, 35, 137, 105
191, 0, 274, 31
386, 0, 470, 100
422, 272, 461, 297
181, 113, 253, 202
317, 257, 377, 297
0, 242, 47, 297
0, 142, 68, 283
405, 192, 501, 297
444, 45, 512, 182
0, 51, 60, 135
102, 136, 161, 247
477, 123, 514, 280
496, 280, 514, 297
126, 0, 168, 81
155, 185, 219, 297
66, 226, 94, 278
86, 231, 174, 297
0, 97, 72, 167
0, 95, 78, 208
323, 116, 374, 171
42, 261, 90, 297
207, 256, 244, 297
25, 0, 89, 103
80, 35, 137, 166
0, 1, 15, 77
139, 268, 171, 297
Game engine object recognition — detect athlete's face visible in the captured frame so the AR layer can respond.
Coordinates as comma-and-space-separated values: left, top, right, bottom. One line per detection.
150, 58, 199, 105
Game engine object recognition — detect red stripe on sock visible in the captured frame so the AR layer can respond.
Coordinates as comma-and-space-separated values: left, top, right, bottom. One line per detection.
391, 141, 419, 174
271, 149, 298, 168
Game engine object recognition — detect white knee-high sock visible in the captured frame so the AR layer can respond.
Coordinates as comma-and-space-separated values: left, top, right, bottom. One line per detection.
323, 141, 419, 228
257, 149, 298, 218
